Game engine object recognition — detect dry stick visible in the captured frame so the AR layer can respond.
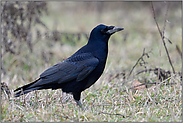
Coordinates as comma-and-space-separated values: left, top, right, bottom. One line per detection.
127, 48, 151, 79
150, 1, 171, 115
162, 2, 175, 74
98, 111, 129, 118
108, 72, 125, 82
135, 67, 172, 80
152, 2, 175, 74
176, 45, 182, 59
135, 68, 156, 76
122, 80, 177, 93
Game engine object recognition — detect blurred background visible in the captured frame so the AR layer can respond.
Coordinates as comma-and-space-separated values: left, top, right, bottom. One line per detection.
1, 1, 182, 122
1, 1, 182, 91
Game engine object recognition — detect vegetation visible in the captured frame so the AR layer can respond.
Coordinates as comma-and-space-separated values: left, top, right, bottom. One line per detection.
1, 1, 182, 122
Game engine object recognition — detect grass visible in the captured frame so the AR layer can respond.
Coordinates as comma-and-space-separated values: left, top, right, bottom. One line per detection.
1, 1, 182, 122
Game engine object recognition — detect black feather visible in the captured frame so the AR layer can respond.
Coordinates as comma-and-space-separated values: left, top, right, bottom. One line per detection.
14, 24, 124, 108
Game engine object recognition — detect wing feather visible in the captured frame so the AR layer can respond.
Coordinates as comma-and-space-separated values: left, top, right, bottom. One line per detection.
38, 53, 99, 85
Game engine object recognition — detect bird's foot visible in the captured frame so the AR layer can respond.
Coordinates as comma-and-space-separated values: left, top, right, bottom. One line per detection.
75, 100, 85, 110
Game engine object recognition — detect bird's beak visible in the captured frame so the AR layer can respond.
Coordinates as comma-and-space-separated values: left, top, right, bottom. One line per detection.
106, 26, 124, 35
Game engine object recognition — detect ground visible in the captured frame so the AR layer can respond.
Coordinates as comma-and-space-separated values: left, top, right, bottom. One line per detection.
1, 1, 182, 122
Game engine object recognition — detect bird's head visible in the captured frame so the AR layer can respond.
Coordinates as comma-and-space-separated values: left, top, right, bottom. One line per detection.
89, 24, 124, 42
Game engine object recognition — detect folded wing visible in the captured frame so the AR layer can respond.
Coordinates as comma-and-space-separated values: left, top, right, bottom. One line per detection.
34, 53, 99, 86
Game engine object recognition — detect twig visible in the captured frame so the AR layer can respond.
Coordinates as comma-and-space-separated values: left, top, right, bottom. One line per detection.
108, 71, 125, 82
162, 2, 170, 37
176, 45, 182, 59
164, 36, 172, 44
122, 76, 176, 93
135, 67, 171, 81
151, 2, 175, 74
98, 111, 129, 118
125, 82, 176, 92
135, 68, 156, 75
127, 48, 151, 79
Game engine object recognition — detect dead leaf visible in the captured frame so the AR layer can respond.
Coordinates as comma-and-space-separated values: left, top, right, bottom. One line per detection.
131, 80, 146, 90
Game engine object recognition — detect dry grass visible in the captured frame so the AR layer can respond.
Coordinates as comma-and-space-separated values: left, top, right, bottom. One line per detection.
1, 2, 182, 122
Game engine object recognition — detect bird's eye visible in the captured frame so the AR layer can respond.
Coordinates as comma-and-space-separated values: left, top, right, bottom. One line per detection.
107, 26, 114, 30
100, 29, 105, 34
100, 27, 108, 34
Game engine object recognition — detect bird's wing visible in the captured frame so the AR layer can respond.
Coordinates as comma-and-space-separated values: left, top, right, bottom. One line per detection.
39, 53, 99, 85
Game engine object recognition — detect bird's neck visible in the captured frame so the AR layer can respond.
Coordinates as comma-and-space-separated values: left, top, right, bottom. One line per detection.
86, 40, 108, 60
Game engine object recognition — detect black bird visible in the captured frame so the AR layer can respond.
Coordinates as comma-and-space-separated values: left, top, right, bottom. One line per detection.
14, 24, 124, 108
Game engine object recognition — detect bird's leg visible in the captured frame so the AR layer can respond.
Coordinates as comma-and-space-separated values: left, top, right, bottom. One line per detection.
73, 92, 85, 110
75, 100, 85, 110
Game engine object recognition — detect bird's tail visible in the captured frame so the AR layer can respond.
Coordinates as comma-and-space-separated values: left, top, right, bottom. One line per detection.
14, 78, 41, 97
